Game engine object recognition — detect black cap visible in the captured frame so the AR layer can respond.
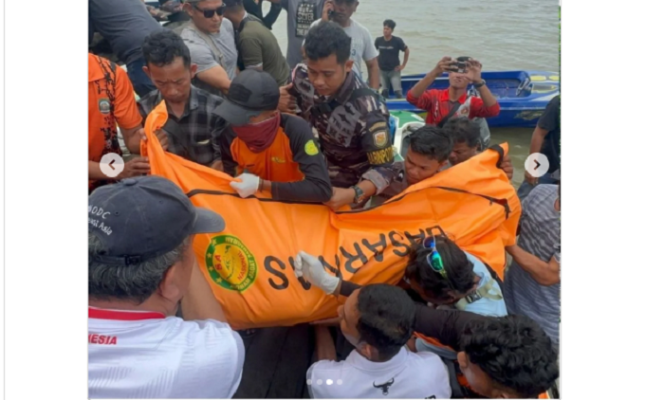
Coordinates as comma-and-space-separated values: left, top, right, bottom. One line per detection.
216, 69, 280, 126
89, 176, 225, 266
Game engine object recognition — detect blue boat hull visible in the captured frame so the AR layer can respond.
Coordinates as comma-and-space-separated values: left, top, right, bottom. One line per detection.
384, 70, 560, 128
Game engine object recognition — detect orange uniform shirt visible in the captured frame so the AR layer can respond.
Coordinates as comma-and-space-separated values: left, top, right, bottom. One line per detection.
230, 126, 305, 183
88, 53, 142, 163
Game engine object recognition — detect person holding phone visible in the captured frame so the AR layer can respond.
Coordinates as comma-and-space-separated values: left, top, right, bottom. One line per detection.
406, 56, 500, 127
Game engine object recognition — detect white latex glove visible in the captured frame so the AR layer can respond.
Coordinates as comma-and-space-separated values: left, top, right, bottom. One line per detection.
229, 173, 260, 198
294, 251, 340, 295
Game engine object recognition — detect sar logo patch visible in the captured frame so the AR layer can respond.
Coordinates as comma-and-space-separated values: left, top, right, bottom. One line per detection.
98, 98, 111, 114
205, 234, 257, 292
373, 131, 388, 147
304, 139, 319, 156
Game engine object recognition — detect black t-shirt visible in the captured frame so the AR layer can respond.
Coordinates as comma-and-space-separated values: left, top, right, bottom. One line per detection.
537, 95, 561, 173
374, 36, 407, 71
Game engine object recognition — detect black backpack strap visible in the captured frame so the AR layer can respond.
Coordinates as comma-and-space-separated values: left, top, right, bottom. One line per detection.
488, 144, 505, 169
436, 101, 463, 128
440, 357, 467, 399
348, 87, 382, 103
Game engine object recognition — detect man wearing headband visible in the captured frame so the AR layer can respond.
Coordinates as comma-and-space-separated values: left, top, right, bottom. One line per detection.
214, 69, 333, 203
88, 176, 244, 398
181, 0, 239, 96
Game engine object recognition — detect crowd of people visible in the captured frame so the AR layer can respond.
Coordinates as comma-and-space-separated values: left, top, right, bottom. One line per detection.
88, 0, 562, 398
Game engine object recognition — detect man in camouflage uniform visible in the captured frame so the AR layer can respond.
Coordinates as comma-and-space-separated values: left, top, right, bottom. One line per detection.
288, 21, 395, 209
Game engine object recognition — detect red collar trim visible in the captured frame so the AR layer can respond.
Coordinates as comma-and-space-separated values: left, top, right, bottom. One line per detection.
88, 307, 166, 321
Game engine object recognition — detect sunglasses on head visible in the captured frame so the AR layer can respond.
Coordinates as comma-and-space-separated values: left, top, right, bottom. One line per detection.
194, 4, 226, 18
423, 236, 448, 279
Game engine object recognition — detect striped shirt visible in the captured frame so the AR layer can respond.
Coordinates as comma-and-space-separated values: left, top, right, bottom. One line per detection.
504, 184, 561, 345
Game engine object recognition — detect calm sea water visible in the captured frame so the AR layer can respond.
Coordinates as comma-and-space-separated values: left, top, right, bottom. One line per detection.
266, 0, 560, 185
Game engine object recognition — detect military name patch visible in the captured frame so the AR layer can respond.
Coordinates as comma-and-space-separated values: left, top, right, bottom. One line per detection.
367, 147, 393, 165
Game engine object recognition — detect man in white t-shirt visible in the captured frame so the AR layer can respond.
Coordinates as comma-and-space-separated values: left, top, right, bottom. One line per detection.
88, 176, 245, 399
308, 0, 379, 89
301, 280, 451, 398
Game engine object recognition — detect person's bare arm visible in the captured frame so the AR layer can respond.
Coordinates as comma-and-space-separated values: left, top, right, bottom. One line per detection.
366, 57, 380, 90
122, 125, 144, 154
210, 160, 223, 171
506, 244, 560, 286
314, 325, 337, 361
529, 126, 547, 155
324, 180, 377, 210
89, 157, 151, 181
196, 65, 232, 94
409, 57, 451, 99
466, 59, 497, 108
88, 161, 108, 181
475, 84, 498, 108
401, 47, 410, 70
395, 47, 410, 71
181, 261, 228, 322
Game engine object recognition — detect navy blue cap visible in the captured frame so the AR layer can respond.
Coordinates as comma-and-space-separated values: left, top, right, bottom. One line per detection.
89, 176, 225, 266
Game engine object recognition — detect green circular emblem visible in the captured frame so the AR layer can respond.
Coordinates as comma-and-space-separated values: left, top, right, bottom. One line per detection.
205, 234, 257, 292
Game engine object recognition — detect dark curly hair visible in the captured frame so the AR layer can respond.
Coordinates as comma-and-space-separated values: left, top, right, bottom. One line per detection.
408, 125, 454, 162
356, 284, 415, 361
442, 117, 482, 149
405, 236, 476, 303
304, 21, 351, 64
142, 29, 191, 68
459, 314, 559, 397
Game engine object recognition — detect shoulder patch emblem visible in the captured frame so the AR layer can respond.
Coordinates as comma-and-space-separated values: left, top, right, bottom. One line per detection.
373, 131, 388, 148
98, 98, 111, 114
304, 139, 319, 156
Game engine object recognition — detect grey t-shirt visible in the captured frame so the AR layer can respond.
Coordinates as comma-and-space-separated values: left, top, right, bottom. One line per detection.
503, 184, 561, 345
280, 0, 325, 68
309, 18, 379, 80
89, 0, 163, 64
181, 19, 238, 97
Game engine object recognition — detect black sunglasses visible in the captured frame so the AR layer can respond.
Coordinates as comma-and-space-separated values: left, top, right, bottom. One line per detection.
193, 4, 226, 18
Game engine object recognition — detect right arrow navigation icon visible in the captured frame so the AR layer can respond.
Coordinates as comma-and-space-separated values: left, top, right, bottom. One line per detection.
525, 153, 550, 178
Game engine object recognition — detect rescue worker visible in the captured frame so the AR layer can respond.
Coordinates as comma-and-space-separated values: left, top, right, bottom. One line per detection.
286, 21, 396, 210
88, 53, 167, 193
214, 69, 333, 203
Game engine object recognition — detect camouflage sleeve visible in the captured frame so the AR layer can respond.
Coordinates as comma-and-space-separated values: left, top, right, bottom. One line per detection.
362, 161, 405, 201
290, 64, 312, 118
360, 109, 396, 194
